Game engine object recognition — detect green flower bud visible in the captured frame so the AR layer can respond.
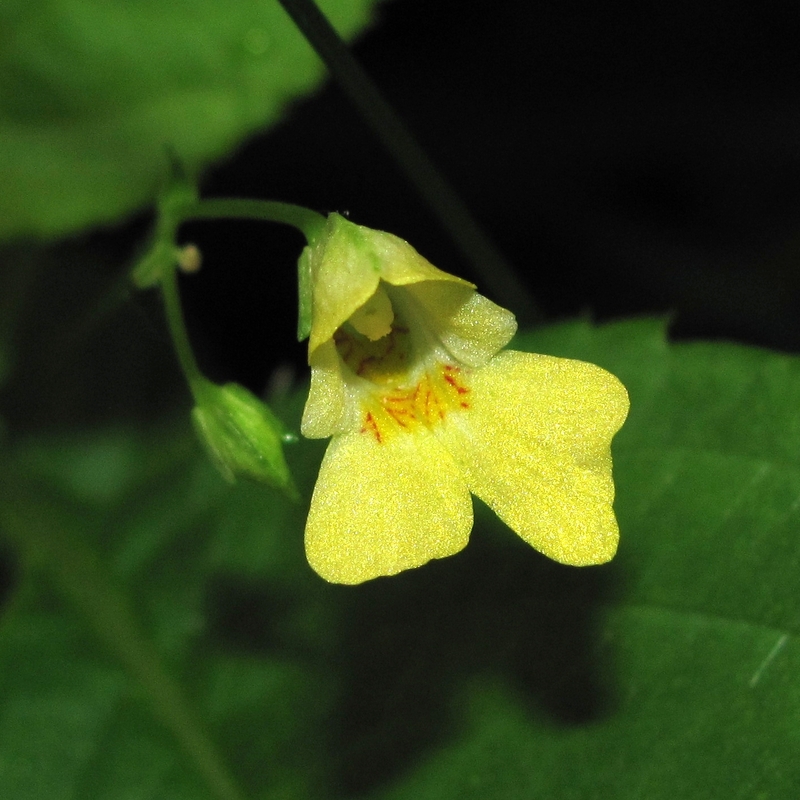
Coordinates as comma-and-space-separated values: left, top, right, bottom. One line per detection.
192, 381, 296, 496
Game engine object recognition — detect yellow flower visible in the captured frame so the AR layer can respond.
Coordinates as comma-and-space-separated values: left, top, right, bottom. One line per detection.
300, 213, 629, 584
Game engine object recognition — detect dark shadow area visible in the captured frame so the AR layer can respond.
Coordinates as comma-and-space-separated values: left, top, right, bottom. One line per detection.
0, 544, 19, 618
0, 226, 184, 436
324, 526, 617, 796
207, 514, 620, 798
205, 576, 298, 655
175, 217, 309, 390
199, 0, 800, 357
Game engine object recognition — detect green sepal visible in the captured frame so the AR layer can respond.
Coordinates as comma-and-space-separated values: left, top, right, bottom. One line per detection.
191, 381, 297, 498
296, 244, 314, 342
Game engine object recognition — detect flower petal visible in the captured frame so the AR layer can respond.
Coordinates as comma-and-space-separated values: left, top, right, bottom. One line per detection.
306, 221, 381, 356
307, 214, 471, 355
437, 351, 629, 565
398, 282, 517, 366
372, 231, 471, 288
305, 428, 473, 584
301, 340, 352, 439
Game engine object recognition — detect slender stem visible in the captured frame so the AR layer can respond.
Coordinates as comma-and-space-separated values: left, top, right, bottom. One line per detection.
173, 199, 327, 244
0, 487, 249, 800
160, 262, 206, 400
157, 198, 327, 375
275, 0, 541, 323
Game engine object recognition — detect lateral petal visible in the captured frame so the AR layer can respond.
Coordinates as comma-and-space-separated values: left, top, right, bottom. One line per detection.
301, 339, 354, 439
305, 428, 473, 584
398, 281, 517, 367
437, 351, 629, 565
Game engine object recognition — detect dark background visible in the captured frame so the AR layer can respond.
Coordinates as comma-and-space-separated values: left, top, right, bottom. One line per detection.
7, 0, 800, 423
3, 4, 800, 791
186, 0, 800, 392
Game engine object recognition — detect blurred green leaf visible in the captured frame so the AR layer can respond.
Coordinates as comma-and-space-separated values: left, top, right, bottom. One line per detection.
368, 318, 800, 798
1, 319, 799, 798
0, 0, 381, 240
0, 418, 330, 799
0, 611, 204, 800
374, 615, 799, 800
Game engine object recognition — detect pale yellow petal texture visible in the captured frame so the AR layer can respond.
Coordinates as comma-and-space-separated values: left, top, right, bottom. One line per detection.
436, 351, 629, 565
398, 282, 518, 367
305, 428, 473, 584
307, 219, 382, 355
301, 340, 350, 439
307, 214, 471, 355
371, 230, 472, 288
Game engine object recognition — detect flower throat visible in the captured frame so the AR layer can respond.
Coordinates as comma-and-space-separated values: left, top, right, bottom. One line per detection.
334, 287, 471, 443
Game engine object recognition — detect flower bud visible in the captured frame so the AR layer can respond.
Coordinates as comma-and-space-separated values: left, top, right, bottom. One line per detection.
192, 381, 296, 496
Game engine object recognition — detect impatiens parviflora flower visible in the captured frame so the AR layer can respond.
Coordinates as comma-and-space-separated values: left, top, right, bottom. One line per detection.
300, 213, 629, 584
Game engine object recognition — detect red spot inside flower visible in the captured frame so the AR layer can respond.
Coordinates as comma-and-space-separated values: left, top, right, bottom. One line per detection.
356, 356, 376, 376
360, 411, 382, 443
334, 331, 354, 360
360, 363, 472, 443
386, 409, 410, 427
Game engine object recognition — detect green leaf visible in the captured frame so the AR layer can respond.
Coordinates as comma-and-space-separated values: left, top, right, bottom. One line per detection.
0, 421, 329, 799
374, 616, 799, 800
0, 612, 204, 800
3, 318, 800, 799
0, 0, 381, 240
367, 318, 800, 799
